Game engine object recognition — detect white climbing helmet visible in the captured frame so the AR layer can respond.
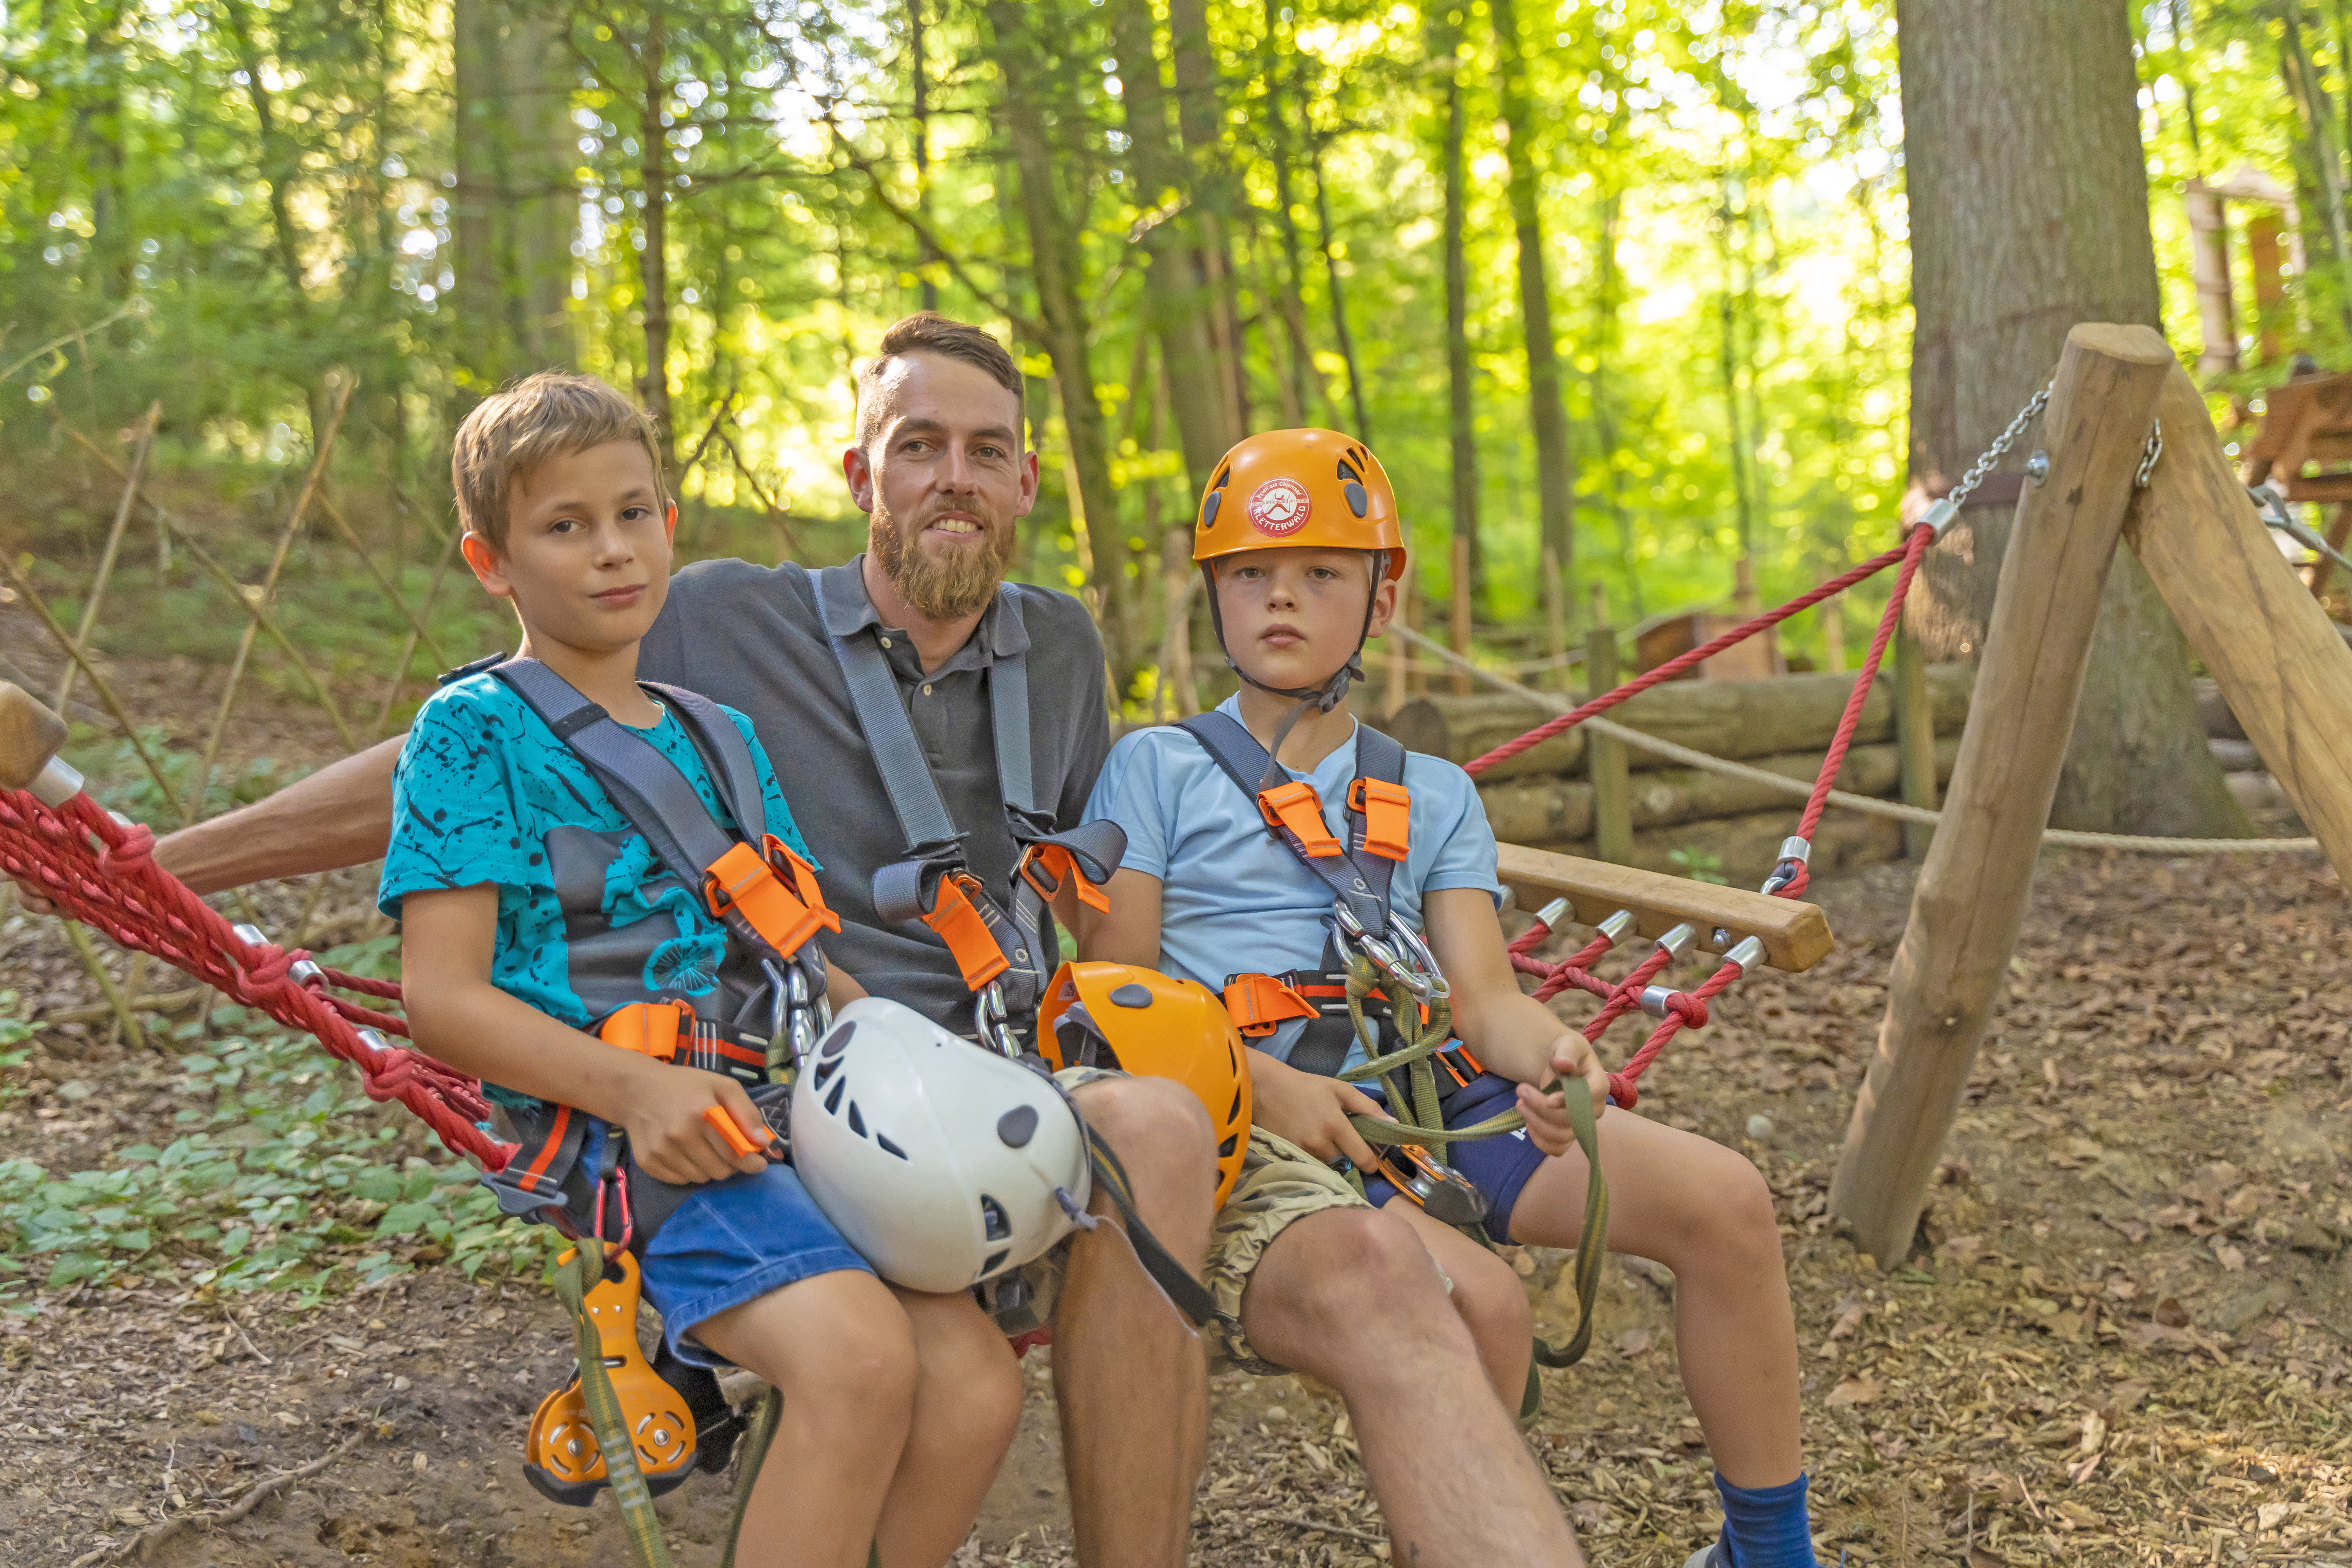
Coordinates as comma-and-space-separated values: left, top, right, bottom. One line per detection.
789, 997, 1093, 1294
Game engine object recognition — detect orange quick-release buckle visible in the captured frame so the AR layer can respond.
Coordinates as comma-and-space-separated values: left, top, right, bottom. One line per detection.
702, 837, 841, 958
1256, 779, 1342, 857
1348, 777, 1412, 862
1017, 843, 1111, 914
600, 1000, 690, 1060
923, 873, 1011, 991
1222, 973, 1319, 1037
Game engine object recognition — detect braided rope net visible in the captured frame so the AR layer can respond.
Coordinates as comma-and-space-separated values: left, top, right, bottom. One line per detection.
0, 784, 511, 1170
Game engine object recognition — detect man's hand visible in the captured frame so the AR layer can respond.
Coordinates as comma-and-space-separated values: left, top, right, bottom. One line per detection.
1514, 1033, 1613, 1159
617, 1064, 772, 1185
1248, 1049, 1389, 1169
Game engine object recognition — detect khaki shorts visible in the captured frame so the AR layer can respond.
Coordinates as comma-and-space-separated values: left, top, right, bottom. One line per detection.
989, 1073, 1370, 1373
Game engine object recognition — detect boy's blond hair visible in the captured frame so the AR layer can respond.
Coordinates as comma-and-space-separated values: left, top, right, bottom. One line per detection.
451, 372, 667, 548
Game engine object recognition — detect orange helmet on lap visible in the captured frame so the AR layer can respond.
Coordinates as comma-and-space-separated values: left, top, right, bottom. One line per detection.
1038, 962, 1252, 1208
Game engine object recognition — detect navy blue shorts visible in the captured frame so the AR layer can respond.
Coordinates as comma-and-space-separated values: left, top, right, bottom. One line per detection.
1360, 1071, 1549, 1246
578, 1122, 871, 1369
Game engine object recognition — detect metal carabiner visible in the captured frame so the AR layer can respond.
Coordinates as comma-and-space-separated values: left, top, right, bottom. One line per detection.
1387, 920, 1452, 1002
973, 980, 1023, 1060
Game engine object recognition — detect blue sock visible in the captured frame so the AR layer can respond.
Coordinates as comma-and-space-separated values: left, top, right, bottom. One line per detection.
1714, 1472, 1817, 1568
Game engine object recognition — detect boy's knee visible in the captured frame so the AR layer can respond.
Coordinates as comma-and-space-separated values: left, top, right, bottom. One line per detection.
1072, 1075, 1216, 1189
924, 1340, 1025, 1454
1450, 1250, 1534, 1342
1252, 1207, 1452, 1345
1676, 1148, 1783, 1272
788, 1309, 921, 1425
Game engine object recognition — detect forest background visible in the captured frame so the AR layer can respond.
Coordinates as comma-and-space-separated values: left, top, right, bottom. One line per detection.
0, 0, 2337, 740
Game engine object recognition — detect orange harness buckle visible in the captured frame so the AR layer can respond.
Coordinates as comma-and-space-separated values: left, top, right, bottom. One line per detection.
1348, 777, 1412, 862
1017, 843, 1111, 914
1221, 973, 1319, 1037
922, 873, 1012, 990
1256, 779, 1342, 857
702, 838, 840, 958
599, 1001, 690, 1060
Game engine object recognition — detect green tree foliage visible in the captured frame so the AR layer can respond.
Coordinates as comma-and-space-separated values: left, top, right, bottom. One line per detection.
0, 0, 2323, 703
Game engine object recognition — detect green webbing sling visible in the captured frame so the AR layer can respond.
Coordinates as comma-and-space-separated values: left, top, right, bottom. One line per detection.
1334, 955, 1609, 1376
554, 1246, 675, 1568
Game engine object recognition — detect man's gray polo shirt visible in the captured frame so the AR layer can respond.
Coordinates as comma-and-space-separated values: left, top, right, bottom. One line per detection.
637, 554, 1111, 1026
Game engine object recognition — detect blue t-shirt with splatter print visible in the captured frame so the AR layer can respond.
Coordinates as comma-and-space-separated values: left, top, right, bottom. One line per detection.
377, 671, 815, 1058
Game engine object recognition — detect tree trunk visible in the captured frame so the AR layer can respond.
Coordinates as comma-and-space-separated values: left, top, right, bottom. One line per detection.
1899, 0, 2239, 835
909, 0, 938, 311
1434, 8, 1479, 628
992, 2, 1133, 671
1592, 186, 1641, 617
1309, 134, 1370, 439
1491, 0, 1575, 625
1259, 0, 1325, 426
1110, 0, 1230, 493
637, 2, 674, 461
1169, 0, 1247, 439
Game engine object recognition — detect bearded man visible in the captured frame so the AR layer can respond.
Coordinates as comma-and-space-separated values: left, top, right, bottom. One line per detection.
69, 313, 1218, 1566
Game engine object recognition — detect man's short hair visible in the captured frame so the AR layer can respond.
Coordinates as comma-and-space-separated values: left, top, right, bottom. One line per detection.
450, 372, 667, 548
854, 313, 1025, 452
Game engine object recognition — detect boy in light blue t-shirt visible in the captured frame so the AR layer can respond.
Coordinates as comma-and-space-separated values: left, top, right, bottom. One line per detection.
383, 372, 1017, 1568
1082, 428, 1823, 1568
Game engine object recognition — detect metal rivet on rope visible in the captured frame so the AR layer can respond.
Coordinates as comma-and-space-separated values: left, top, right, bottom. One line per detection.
1654, 923, 1696, 962
1535, 897, 1572, 931
1724, 935, 1767, 972
1599, 909, 1637, 944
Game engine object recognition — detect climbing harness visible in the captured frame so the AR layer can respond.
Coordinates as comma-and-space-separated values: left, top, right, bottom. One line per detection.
820, 568, 1123, 1054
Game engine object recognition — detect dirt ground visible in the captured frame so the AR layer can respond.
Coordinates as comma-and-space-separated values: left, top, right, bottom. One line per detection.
0, 639, 2349, 1566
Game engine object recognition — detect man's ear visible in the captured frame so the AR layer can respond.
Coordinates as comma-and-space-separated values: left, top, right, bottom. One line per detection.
459, 532, 514, 599
842, 443, 877, 513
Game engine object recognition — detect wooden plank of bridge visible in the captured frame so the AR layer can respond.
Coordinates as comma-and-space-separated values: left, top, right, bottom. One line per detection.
1828, 323, 2176, 1269
1494, 842, 1835, 973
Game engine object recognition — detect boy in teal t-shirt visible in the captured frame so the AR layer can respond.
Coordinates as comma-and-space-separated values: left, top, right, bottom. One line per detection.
383, 372, 1018, 1568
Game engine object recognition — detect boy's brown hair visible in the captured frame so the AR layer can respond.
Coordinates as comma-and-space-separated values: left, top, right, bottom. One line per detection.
853, 312, 1025, 451
451, 372, 668, 548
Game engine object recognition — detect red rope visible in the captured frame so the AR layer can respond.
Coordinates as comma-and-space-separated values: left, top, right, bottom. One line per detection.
1478, 527, 1936, 1100
1463, 535, 1923, 779
0, 787, 509, 1170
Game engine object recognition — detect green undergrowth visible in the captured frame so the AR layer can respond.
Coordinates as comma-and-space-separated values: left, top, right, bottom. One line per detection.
0, 964, 559, 1313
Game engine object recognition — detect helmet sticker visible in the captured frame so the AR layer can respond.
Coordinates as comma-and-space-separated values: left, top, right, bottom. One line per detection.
1246, 476, 1313, 536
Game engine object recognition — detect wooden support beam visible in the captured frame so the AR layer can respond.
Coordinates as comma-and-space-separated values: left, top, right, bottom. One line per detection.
2127, 365, 2352, 877
1495, 842, 1835, 973
1828, 323, 2175, 1268
1586, 620, 1631, 864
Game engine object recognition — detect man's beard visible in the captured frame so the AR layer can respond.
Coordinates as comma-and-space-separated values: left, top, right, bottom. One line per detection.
869, 501, 1015, 622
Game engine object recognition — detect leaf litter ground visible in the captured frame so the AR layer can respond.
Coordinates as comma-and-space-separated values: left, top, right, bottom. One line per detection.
1, 828, 2347, 1564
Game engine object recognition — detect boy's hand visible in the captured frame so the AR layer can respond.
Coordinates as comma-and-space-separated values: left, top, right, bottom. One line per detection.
1249, 1050, 1390, 1169
1514, 1034, 1612, 1159
619, 1066, 773, 1184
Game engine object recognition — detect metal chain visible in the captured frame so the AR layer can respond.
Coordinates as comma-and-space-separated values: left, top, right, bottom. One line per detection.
1946, 382, 2054, 511
2134, 418, 2165, 489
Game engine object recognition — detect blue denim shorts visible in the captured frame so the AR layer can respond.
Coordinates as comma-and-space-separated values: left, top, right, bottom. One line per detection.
580, 1122, 871, 1369
1360, 1072, 1548, 1246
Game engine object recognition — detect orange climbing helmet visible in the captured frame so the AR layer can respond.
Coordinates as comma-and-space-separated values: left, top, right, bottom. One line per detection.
1193, 428, 1408, 580
1038, 962, 1253, 1208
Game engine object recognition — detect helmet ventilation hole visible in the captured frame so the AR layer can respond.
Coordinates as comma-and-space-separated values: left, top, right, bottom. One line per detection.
980, 1195, 1013, 1242
813, 1056, 841, 1089
824, 1078, 846, 1114
875, 1132, 909, 1161
980, 1249, 1009, 1276
1201, 491, 1222, 528
847, 1101, 866, 1137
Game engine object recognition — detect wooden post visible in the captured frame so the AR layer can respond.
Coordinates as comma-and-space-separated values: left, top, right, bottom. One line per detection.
2125, 364, 2352, 876
1586, 590, 1632, 866
1891, 620, 1938, 860
1827, 323, 2174, 1268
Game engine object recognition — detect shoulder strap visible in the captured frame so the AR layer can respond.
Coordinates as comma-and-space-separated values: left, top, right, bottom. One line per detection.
1345, 724, 1405, 918
490, 659, 740, 898
989, 587, 1045, 829
1176, 713, 1388, 936
819, 567, 965, 857
643, 682, 766, 846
